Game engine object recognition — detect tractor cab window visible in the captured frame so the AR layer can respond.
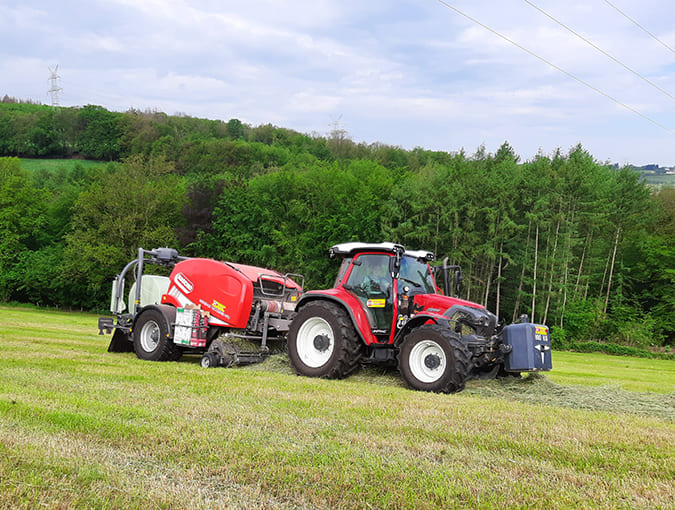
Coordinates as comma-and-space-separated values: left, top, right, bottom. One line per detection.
334, 258, 352, 287
345, 253, 394, 333
398, 256, 436, 294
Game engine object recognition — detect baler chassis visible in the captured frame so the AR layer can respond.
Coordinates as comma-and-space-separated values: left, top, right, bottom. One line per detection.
98, 247, 304, 366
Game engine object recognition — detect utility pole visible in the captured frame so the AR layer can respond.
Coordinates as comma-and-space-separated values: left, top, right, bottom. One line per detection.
47, 65, 63, 106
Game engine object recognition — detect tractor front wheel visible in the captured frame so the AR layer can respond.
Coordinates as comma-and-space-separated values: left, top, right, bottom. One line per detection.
288, 301, 363, 379
398, 324, 471, 393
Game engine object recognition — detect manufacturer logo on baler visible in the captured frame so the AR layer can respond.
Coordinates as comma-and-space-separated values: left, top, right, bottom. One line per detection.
175, 272, 194, 294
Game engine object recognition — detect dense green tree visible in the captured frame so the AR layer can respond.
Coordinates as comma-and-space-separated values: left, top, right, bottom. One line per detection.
201, 160, 392, 288
76, 105, 123, 160
622, 187, 675, 343
0, 157, 48, 299
63, 155, 186, 306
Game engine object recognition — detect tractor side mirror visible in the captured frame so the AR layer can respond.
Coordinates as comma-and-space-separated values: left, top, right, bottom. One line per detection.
441, 257, 450, 295
441, 258, 463, 297
389, 255, 400, 279
454, 269, 463, 297
390, 245, 404, 278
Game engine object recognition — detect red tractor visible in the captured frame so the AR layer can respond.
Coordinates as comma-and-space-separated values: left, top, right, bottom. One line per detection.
286, 242, 551, 393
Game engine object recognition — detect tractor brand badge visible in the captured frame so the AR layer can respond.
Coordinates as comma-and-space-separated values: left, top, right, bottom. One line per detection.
175, 272, 194, 294
211, 300, 226, 314
535, 325, 549, 342
366, 299, 386, 308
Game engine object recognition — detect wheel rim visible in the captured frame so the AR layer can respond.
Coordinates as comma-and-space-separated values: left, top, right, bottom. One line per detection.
201, 355, 211, 368
408, 340, 446, 383
296, 317, 334, 368
139, 319, 160, 353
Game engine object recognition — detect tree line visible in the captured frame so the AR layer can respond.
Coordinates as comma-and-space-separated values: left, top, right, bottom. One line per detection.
1, 101, 673, 347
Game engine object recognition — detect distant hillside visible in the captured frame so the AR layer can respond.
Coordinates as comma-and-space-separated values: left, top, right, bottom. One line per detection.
631, 164, 675, 186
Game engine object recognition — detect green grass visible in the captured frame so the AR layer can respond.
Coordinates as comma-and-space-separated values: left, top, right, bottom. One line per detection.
547, 351, 675, 393
1, 305, 673, 509
20, 157, 114, 173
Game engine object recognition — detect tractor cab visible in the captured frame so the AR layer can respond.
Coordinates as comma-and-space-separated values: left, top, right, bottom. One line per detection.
326, 242, 476, 345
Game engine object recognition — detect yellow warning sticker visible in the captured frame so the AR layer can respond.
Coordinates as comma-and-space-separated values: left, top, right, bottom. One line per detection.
367, 299, 386, 308
535, 326, 548, 336
212, 300, 226, 313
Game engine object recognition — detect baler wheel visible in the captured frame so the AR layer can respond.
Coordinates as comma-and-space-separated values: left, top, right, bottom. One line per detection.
133, 308, 181, 362
288, 301, 363, 379
200, 351, 219, 368
398, 324, 471, 393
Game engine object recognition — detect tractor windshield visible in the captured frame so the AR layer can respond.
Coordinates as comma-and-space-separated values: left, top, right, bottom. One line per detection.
398, 256, 436, 294
334, 258, 352, 287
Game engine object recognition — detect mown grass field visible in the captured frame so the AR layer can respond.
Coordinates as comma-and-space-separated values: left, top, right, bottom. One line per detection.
20, 157, 114, 173
1, 306, 673, 509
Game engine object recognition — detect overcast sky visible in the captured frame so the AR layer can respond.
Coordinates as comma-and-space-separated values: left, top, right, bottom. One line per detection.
1, 0, 674, 166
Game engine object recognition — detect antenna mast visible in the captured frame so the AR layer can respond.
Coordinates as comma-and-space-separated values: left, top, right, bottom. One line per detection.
47, 65, 63, 106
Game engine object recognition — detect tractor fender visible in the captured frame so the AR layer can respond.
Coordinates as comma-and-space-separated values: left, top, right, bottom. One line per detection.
393, 314, 452, 347
294, 291, 377, 345
132, 304, 177, 339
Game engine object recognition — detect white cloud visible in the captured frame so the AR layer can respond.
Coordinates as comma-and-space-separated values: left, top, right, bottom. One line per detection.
1, 0, 674, 165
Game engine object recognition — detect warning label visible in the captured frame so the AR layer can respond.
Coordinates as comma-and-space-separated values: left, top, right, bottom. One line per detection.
212, 300, 226, 314
366, 299, 386, 308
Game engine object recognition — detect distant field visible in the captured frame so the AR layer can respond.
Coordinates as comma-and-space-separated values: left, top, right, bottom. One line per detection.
0, 305, 673, 509
640, 172, 675, 186
20, 157, 115, 173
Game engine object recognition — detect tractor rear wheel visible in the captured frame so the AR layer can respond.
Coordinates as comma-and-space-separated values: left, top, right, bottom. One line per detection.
398, 324, 471, 393
288, 301, 363, 379
133, 308, 181, 362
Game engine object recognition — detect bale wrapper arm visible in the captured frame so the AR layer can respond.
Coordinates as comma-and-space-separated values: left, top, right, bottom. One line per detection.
98, 247, 188, 352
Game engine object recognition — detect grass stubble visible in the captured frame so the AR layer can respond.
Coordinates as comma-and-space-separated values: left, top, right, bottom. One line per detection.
0, 306, 673, 509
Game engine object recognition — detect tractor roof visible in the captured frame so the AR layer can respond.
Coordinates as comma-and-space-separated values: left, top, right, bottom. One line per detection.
329, 242, 435, 262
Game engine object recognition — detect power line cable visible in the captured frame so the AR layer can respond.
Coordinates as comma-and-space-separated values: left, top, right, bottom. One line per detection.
434, 0, 675, 135
523, 0, 675, 102
603, 0, 675, 57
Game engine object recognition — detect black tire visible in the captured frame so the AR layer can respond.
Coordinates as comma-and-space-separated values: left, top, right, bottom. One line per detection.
287, 301, 363, 379
200, 351, 219, 368
398, 324, 471, 393
133, 308, 181, 362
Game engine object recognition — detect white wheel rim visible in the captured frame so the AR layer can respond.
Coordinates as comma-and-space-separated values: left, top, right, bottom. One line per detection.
408, 340, 446, 383
140, 320, 160, 352
296, 317, 334, 368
